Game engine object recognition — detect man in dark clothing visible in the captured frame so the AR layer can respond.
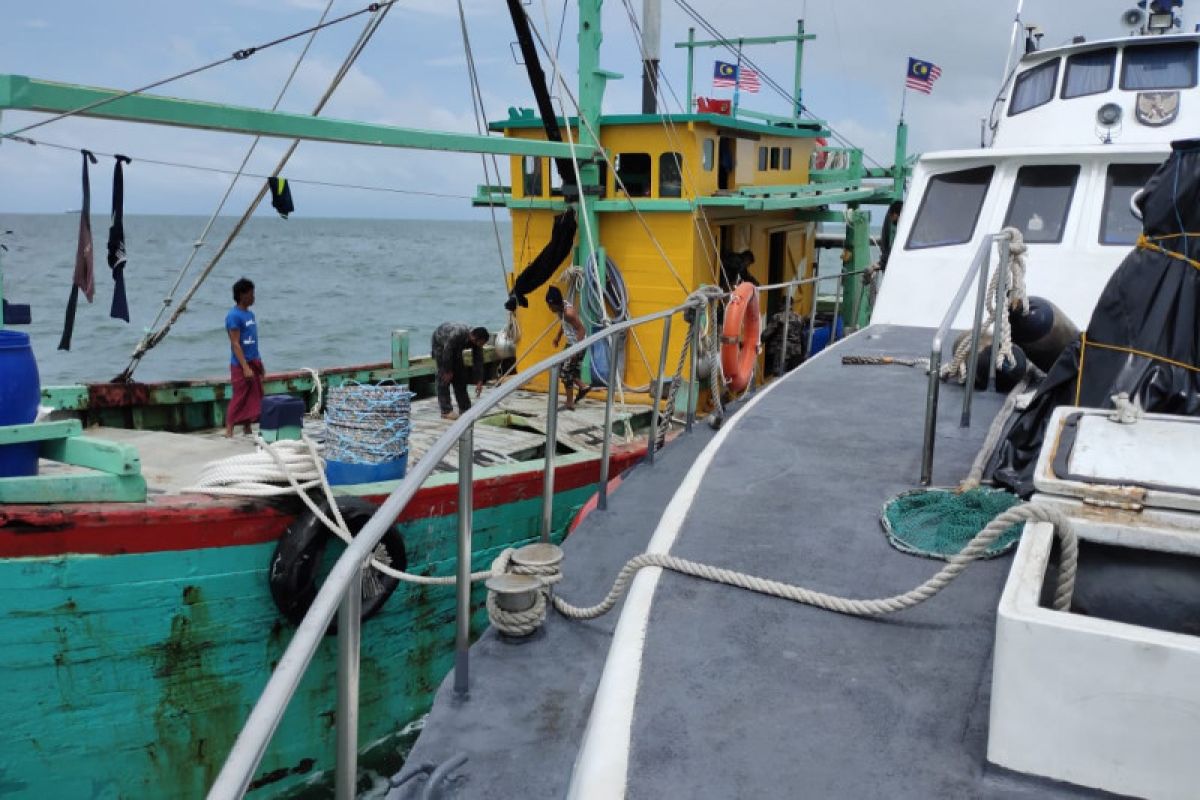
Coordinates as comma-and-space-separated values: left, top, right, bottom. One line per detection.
431, 323, 490, 419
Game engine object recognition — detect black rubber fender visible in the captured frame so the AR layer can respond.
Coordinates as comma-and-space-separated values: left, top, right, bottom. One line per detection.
1009, 296, 1080, 372
269, 496, 407, 631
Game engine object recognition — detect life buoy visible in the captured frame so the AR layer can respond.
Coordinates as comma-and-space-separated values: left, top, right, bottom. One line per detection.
812, 136, 829, 170
720, 282, 761, 393
269, 496, 407, 632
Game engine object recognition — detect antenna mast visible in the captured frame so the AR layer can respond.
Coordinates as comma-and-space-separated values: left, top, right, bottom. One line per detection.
641, 0, 662, 113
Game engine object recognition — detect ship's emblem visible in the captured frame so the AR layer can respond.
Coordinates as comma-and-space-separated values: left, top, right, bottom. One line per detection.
1135, 91, 1180, 126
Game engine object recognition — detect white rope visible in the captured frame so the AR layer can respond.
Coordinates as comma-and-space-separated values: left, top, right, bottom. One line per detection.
483, 502, 1077, 635
301, 367, 324, 417
942, 228, 1029, 384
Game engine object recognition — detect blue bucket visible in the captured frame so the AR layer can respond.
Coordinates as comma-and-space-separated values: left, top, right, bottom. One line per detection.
324, 451, 408, 487
809, 315, 845, 358
0, 330, 41, 478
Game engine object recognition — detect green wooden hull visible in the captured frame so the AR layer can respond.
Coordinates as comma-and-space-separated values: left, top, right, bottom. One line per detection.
0, 483, 596, 798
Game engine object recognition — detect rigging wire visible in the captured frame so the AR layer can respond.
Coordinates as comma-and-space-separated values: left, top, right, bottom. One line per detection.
141, 0, 336, 353
671, 0, 886, 169
3, 136, 473, 199
0, 1, 400, 142
117, 1, 396, 382
455, 0, 510, 287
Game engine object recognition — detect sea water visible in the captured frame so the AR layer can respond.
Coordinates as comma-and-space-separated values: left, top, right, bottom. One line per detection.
0, 214, 512, 386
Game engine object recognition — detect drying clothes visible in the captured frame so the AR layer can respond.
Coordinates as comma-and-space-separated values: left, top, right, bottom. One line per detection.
505, 209, 576, 311
107, 155, 132, 322
59, 149, 98, 351
268, 177, 294, 219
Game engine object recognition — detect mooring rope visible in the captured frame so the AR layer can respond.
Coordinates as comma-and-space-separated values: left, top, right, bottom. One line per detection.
483, 502, 1076, 636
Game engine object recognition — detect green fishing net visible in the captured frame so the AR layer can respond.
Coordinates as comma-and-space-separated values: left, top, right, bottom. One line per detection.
881, 487, 1024, 560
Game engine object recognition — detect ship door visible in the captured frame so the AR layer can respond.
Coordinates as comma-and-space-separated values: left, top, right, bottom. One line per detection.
718, 137, 735, 191
766, 231, 787, 318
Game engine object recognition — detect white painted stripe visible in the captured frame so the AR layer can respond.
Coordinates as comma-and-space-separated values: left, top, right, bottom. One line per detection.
567, 326, 872, 799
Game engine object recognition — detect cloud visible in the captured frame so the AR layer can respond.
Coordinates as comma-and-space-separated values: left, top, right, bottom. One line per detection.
24, 18, 49, 29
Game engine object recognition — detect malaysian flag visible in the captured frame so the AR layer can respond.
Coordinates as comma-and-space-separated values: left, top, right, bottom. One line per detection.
905, 58, 942, 94
713, 61, 761, 93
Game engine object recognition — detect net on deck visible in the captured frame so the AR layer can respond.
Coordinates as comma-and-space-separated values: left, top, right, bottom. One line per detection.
881, 487, 1024, 560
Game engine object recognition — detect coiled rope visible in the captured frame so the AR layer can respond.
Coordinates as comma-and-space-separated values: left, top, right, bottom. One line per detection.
942, 227, 1029, 384
483, 502, 1076, 636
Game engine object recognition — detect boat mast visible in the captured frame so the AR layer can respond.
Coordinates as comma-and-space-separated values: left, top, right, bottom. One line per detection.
998, 0, 1026, 101
641, 0, 662, 113
575, 0, 610, 283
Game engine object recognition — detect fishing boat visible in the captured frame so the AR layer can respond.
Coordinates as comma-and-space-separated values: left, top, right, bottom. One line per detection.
257, 2, 1200, 799
0, 1, 903, 797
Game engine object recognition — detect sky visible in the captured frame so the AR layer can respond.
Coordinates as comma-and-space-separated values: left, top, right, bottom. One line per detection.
0, 0, 1172, 219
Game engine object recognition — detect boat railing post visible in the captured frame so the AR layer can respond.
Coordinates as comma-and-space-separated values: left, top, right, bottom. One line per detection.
806, 269, 820, 360
989, 235, 1011, 392
921, 345, 942, 487
777, 284, 796, 376
454, 425, 474, 697
830, 267, 843, 346
598, 330, 616, 510
541, 365, 560, 542
647, 315, 672, 465
686, 307, 701, 431
961, 235, 995, 427
335, 567, 363, 800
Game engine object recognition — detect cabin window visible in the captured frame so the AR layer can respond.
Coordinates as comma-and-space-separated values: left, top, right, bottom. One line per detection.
1101, 163, 1157, 245
1121, 42, 1198, 90
1009, 59, 1059, 115
615, 153, 652, 197
1003, 165, 1080, 244
1062, 48, 1116, 99
702, 138, 715, 171
522, 156, 543, 197
758, 147, 769, 171
782, 147, 792, 170
769, 147, 781, 170
906, 165, 995, 249
659, 152, 683, 198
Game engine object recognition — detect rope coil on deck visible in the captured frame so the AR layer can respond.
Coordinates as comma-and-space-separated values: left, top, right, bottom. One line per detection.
482, 502, 1077, 634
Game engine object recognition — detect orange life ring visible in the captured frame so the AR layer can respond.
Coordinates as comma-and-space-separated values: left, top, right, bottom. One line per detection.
720, 282, 761, 393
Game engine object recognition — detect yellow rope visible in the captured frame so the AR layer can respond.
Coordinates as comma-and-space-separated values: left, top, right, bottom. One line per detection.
1077, 332, 1200, 405
1136, 233, 1200, 272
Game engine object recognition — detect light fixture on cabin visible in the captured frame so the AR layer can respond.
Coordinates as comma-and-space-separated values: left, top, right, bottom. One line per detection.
1141, 0, 1183, 32
1096, 102, 1123, 143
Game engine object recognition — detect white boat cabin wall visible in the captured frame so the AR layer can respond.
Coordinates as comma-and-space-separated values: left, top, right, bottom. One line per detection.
874, 32, 1198, 331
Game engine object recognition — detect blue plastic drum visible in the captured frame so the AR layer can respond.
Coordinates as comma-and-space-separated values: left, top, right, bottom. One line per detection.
0, 330, 42, 477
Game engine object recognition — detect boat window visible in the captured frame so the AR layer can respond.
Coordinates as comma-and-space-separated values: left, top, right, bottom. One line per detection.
660, 152, 683, 198
1101, 163, 1157, 245
615, 153, 652, 197
758, 147, 769, 171
1009, 59, 1059, 115
1003, 165, 1080, 244
906, 165, 995, 249
702, 138, 715, 171
522, 156, 543, 197
770, 147, 781, 170
1121, 42, 1198, 90
782, 147, 792, 170
1062, 48, 1116, 99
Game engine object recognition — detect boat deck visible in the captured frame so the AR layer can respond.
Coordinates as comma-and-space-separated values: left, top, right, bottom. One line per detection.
35, 391, 643, 495
391, 325, 1107, 798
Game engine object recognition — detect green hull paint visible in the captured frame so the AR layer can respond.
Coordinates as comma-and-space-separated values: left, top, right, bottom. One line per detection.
0, 485, 595, 798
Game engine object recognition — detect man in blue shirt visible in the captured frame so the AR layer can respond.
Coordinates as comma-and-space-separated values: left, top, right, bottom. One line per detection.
224, 277, 264, 437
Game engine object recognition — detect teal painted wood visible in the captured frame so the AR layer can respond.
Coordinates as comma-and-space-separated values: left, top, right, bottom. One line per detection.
0, 484, 595, 798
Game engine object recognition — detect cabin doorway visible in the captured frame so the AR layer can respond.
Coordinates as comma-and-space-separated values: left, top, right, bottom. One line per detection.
717, 137, 735, 191
766, 231, 788, 318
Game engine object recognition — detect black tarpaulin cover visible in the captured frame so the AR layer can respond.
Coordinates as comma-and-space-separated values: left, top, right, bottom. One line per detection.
505, 209, 576, 312
988, 138, 1200, 497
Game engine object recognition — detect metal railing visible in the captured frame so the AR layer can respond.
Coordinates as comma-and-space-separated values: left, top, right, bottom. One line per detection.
920, 231, 1013, 486
208, 267, 853, 799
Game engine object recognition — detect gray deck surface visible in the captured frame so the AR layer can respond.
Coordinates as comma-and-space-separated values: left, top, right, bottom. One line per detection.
390, 325, 1109, 799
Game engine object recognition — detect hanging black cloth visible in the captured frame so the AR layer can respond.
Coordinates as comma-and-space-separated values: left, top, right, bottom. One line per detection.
505, 209, 577, 311
108, 155, 132, 322
59, 149, 98, 351
268, 177, 294, 219
985, 138, 1200, 496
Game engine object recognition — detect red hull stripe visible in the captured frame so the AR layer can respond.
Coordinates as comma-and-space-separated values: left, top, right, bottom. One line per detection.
0, 448, 643, 558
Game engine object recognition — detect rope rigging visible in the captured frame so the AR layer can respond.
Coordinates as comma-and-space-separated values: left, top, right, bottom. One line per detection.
0, 1, 400, 142
115, 0, 395, 383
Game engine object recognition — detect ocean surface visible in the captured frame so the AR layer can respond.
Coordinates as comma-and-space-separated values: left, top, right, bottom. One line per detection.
0, 214, 512, 386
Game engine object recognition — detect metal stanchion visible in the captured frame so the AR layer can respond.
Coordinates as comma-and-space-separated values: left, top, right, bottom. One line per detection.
454, 426, 474, 696
541, 365, 560, 540
335, 569, 363, 800
647, 316, 672, 465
